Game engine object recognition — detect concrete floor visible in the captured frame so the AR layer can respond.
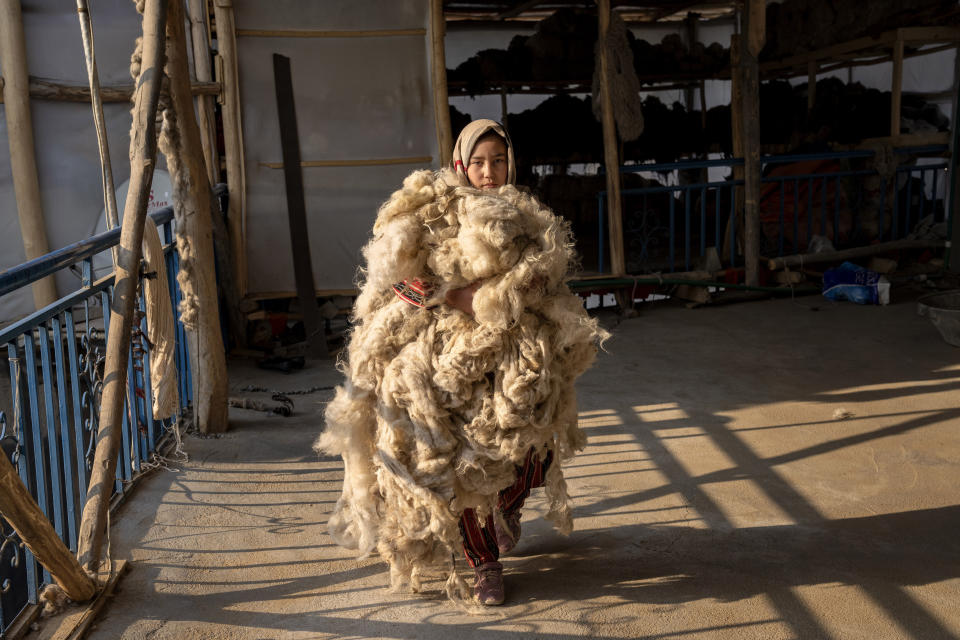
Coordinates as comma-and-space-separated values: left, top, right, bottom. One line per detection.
57, 293, 960, 639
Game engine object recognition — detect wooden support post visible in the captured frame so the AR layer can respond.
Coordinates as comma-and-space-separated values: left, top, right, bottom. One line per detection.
742, 1, 765, 287
891, 32, 904, 137
725, 35, 744, 263
76, 0, 167, 573
188, 0, 219, 185
947, 43, 960, 273
164, 0, 230, 429
807, 60, 817, 114
431, 0, 453, 166
212, 0, 247, 296
597, 0, 626, 277
0, 452, 98, 602
0, 0, 58, 309
273, 54, 328, 359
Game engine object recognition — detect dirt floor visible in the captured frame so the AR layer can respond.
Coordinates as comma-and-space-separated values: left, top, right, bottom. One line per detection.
37, 293, 960, 639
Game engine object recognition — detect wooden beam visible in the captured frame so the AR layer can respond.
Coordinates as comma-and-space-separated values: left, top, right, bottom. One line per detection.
212, 0, 247, 297
0, 78, 220, 103
273, 54, 328, 359
259, 156, 433, 169
742, 0, 765, 287
891, 33, 904, 137
767, 239, 945, 271
39, 560, 128, 640
724, 34, 743, 264
597, 0, 625, 277
496, 0, 543, 20
188, 0, 219, 185
164, 0, 231, 430
431, 0, 453, 167
76, 0, 167, 574
236, 28, 425, 38
0, 0, 58, 309
948, 43, 960, 274
0, 451, 98, 602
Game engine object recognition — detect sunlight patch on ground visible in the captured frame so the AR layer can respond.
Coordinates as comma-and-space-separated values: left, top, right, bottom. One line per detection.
633, 402, 690, 423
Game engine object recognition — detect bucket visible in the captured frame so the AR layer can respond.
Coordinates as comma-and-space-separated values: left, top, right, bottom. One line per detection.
917, 290, 960, 347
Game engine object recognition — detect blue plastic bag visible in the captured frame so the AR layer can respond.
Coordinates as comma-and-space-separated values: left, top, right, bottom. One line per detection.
822, 261, 890, 305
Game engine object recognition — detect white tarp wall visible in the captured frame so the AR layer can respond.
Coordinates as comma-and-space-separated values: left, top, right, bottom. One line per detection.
0, 0, 143, 323
234, 1, 440, 295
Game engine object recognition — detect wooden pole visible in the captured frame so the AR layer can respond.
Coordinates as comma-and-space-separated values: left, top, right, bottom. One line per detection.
430, 0, 453, 166
767, 238, 944, 271
212, 0, 247, 297
724, 35, 744, 264
891, 32, 904, 137
0, 452, 98, 601
597, 0, 626, 277
76, 0, 120, 271
188, 0, 220, 185
76, 0, 168, 573
0, 0, 58, 309
0, 79, 220, 103
741, 1, 765, 287
164, 0, 230, 430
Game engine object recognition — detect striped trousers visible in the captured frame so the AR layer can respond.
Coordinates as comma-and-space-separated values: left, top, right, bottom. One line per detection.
459, 447, 553, 568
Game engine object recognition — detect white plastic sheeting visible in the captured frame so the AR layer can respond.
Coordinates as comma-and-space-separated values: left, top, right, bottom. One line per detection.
235, 0, 440, 294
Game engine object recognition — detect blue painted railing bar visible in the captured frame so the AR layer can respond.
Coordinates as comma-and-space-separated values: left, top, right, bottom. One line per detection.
0, 185, 224, 633
596, 147, 951, 274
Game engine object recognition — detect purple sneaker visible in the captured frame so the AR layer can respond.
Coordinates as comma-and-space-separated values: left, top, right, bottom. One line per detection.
473, 561, 505, 605
495, 510, 521, 554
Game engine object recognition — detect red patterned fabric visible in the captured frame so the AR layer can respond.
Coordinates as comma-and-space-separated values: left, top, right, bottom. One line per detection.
391, 278, 433, 308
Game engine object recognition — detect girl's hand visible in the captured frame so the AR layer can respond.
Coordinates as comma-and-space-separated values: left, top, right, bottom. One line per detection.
445, 281, 481, 316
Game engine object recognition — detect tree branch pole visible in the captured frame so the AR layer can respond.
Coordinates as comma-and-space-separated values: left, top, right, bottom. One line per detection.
188, 0, 219, 185
741, 0, 765, 287
0, 0, 58, 309
212, 0, 247, 296
0, 451, 98, 601
430, 0, 452, 166
76, 0, 120, 267
164, 0, 229, 433
597, 0, 626, 278
76, 0, 168, 573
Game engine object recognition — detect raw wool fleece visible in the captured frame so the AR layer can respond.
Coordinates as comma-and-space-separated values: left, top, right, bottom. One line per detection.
317, 168, 607, 602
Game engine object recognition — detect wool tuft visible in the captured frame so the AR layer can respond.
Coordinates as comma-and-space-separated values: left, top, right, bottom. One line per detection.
317, 169, 608, 603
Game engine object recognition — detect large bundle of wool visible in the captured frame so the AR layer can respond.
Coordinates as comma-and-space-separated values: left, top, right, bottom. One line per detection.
316, 169, 606, 601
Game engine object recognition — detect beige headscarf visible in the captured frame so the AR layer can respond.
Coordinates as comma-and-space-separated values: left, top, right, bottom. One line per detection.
450, 119, 516, 187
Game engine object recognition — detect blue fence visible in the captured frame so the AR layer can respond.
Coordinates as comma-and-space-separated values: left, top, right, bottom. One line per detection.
597, 146, 951, 273
0, 187, 220, 633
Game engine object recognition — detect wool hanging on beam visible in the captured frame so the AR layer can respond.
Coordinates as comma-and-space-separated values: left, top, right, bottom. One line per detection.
316, 169, 608, 605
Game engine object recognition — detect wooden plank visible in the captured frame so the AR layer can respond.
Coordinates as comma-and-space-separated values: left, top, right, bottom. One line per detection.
0, 451, 98, 601
38, 560, 129, 640
597, 0, 625, 277
431, 0, 453, 167
259, 156, 433, 169
2, 604, 42, 640
273, 54, 328, 358
891, 34, 904, 137
0, 79, 220, 103
188, 0, 220, 185
0, 0, 58, 308
237, 28, 425, 38
76, 0, 167, 574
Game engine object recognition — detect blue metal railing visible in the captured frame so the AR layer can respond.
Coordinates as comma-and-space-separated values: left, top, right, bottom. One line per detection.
0, 187, 223, 632
596, 146, 951, 273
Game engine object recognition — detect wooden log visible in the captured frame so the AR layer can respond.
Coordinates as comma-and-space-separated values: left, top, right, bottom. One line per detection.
431, 0, 453, 166
164, 0, 230, 430
0, 451, 98, 601
741, 0, 765, 287
891, 33, 904, 137
259, 156, 433, 169
766, 239, 944, 271
0, 0, 58, 309
597, 0, 626, 277
76, 0, 120, 271
188, 0, 219, 185
212, 0, 247, 297
0, 78, 220, 103
76, 0, 167, 573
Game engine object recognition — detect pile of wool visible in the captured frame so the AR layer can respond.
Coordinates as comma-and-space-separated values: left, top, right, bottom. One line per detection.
316, 169, 607, 602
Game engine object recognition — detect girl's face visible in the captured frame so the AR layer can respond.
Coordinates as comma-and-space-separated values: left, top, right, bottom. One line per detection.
466, 136, 508, 189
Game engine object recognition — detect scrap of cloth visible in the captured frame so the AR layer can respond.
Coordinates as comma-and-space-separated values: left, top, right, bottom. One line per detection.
316, 168, 608, 603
